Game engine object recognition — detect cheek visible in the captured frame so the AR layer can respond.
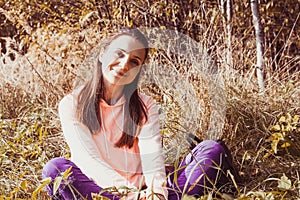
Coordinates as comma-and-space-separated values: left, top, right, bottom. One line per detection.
130, 66, 141, 74
127, 67, 141, 80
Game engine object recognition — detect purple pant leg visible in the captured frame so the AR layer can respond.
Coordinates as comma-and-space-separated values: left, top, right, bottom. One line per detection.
167, 140, 228, 199
42, 157, 119, 200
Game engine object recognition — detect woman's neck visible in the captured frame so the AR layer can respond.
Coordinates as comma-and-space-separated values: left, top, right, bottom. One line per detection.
103, 81, 124, 105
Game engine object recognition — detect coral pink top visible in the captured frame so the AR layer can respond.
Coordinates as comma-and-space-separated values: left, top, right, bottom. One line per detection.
58, 89, 167, 198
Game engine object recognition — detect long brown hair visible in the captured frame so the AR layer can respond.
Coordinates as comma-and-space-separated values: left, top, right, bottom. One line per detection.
76, 28, 149, 148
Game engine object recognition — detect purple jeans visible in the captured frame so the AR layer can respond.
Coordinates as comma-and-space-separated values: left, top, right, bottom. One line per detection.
42, 140, 229, 200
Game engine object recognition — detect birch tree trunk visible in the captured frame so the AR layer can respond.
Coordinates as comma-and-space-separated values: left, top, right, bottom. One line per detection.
250, 0, 265, 93
220, 0, 232, 70
226, 0, 232, 69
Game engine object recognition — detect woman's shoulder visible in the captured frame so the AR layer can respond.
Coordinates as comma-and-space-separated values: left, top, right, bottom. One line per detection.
138, 92, 160, 114
138, 93, 155, 104
59, 92, 75, 106
59, 87, 83, 105
58, 87, 83, 113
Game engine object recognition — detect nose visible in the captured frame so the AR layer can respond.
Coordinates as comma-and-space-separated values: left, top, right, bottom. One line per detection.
119, 54, 130, 71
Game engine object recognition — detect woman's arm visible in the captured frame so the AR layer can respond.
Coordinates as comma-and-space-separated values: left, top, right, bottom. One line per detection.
138, 96, 168, 199
58, 93, 130, 188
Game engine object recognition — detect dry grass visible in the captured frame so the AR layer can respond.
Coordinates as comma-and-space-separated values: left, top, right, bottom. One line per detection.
0, 21, 299, 199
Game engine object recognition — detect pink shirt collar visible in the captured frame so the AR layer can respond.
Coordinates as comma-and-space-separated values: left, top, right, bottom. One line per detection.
99, 95, 126, 107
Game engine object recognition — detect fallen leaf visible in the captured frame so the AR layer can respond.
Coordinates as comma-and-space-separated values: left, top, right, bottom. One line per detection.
278, 174, 292, 190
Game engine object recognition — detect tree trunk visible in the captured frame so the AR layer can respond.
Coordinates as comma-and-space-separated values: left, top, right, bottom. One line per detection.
219, 0, 233, 70
226, 0, 232, 69
250, 0, 265, 93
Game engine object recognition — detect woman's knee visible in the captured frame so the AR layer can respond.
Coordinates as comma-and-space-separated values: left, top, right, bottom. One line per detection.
193, 140, 226, 163
195, 140, 224, 152
42, 157, 72, 179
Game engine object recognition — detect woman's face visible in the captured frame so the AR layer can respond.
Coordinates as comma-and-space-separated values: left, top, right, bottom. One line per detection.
99, 35, 146, 87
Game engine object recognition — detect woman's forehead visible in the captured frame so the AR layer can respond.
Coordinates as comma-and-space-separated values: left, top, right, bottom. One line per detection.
107, 35, 146, 53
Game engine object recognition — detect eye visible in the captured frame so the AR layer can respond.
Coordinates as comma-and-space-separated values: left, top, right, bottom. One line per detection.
131, 59, 140, 66
115, 50, 124, 57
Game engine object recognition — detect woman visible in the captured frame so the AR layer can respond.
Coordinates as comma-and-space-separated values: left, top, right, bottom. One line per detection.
42, 28, 230, 200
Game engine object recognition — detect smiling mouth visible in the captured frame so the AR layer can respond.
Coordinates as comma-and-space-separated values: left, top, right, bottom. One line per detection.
113, 70, 127, 77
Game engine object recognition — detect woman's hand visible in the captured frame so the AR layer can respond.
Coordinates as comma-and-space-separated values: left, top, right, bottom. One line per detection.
144, 193, 166, 200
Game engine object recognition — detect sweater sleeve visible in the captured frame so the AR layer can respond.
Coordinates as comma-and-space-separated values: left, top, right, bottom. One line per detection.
138, 96, 168, 199
58, 93, 129, 188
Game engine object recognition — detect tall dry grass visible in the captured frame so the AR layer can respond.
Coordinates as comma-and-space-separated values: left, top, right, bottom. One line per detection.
0, 17, 299, 199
